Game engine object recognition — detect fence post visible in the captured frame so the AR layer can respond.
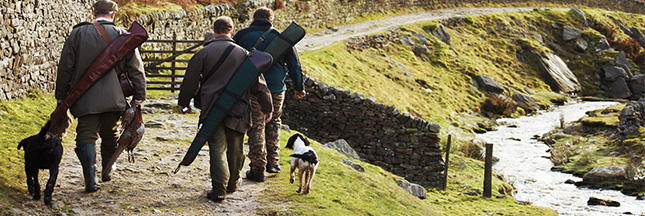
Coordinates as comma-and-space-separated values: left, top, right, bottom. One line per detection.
442, 134, 452, 190
171, 32, 177, 92
483, 143, 493, 198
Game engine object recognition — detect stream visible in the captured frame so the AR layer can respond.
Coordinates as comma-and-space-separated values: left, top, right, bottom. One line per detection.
475, 101, 644, 215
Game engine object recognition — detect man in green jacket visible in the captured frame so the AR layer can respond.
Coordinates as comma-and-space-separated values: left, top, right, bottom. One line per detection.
55, 0, 146, 192
178, 16, 273, 202
233, 7, 306, 182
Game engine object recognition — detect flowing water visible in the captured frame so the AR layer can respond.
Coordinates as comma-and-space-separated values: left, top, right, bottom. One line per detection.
475, 101, 644, 215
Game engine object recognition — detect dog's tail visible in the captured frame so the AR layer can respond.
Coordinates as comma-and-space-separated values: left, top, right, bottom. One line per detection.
17, 139, 26, 150
39, 121, 52, 140
290, 150, 318, 165
17, 121, 51, 150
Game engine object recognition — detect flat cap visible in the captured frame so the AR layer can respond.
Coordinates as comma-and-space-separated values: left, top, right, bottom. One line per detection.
94, 0, 118, 12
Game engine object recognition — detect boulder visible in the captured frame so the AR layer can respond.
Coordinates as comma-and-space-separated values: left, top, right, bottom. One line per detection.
512, 93, 539, 113
574, 37, 588, 52
413, 44, 430, 56
396, 180, 427, 199
603, 65, 628, 82
616, 51, 633, 68
609, 77, 632, 99
533, 33, 544, 43
587, 197, 620, 207
475, 75, 505, 94
628, 74, 645, 96
341, 159, 365, 172
412, 32, 427, 44
431, 24, 450, 45
570, 8, 587, 25
523, 86, 535, 95
538, 53, 581, 93
598, 35, 611, 50
563, 26, 582, 41
323, 139, 361, 160
618, 101, 643, 136
582, 166, 627, 184
400, 35, 414, 47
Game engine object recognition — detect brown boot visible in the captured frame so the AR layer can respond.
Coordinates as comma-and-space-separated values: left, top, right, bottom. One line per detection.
266, 164, 281, 173
245, 168, 265, 182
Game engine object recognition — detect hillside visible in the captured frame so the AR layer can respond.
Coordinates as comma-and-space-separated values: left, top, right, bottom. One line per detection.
300, 8, 645, 137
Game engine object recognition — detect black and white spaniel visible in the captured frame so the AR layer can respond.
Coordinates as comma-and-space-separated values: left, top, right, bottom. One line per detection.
285, 133, 319, 195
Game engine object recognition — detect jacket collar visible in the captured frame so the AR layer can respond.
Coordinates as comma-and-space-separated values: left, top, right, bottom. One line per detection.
95, 19, 115, 26
250, 19, 273, 29
204, 35, 234, 46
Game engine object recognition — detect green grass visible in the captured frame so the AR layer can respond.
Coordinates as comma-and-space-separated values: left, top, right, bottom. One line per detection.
0, 89, 57, 210
427, 151, 557, 216
260, 130, 435, 215
549, 103, 643, 179
259, 130, 556, 215
580, 103, 625, 127
301, 7, 644, 132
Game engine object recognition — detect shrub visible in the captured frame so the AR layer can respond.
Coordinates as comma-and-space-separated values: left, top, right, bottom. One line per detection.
457, 139, 485, 161
550, 141, 582, 165
480, 96, 515, 117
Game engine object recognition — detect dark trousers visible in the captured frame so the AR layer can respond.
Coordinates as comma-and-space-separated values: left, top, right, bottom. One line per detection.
208, 124, 245, 195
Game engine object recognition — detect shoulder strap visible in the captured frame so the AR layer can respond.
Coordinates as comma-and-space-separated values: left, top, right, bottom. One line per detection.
93, 22, 112, 45
202, 44, 236, 85
253, 28, 275, 49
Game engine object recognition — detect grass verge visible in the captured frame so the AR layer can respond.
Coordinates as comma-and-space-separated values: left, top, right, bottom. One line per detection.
0, 89, 57, 210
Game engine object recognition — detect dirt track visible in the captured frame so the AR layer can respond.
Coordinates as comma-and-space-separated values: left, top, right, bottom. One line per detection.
9, 7, 535, 215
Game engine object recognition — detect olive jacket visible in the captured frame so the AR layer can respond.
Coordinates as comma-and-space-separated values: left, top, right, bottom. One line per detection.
56, 20, 146, 117
178, 35, 273, 134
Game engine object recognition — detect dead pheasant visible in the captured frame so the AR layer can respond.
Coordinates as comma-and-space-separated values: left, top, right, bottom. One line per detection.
102, 104, 145, 181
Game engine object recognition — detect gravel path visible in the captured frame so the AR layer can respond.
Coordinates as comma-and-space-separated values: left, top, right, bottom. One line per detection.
295, 7, 533, 52
12, 7, 536, 215
16, 100, 279, 215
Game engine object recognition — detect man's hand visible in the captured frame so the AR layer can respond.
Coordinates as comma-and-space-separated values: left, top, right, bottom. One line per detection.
262, 112, 273, 123
294, 90, 306, 99
134, 100, 143, 106
179, 105, 192, 114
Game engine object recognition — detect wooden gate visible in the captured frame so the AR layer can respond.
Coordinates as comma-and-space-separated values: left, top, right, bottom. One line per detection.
141, 33, 204, 92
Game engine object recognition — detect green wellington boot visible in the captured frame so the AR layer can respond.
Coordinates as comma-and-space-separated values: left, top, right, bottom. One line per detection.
75, 144, 100, 192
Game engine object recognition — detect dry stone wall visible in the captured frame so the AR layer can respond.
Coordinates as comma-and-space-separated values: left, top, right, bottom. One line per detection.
1, 0, 93, 100
282, 75, 445, 186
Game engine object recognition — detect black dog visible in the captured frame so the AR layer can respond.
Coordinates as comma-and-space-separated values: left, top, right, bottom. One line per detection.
17, 121, 63, 206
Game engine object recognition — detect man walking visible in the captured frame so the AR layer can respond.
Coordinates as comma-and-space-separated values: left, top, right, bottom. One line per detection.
233, 7, 306, 182
56, 0, 146, 192
178, 16, 273, 202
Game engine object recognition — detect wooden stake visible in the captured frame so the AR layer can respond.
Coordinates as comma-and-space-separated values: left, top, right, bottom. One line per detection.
484, 143, 493, 198
442, 134, 452, 190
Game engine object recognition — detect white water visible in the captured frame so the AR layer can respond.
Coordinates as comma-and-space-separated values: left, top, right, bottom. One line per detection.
476, 101, 645, 215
